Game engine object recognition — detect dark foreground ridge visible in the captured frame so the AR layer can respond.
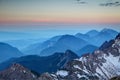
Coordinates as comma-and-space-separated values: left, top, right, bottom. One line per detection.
0, 50, 78, 74
0, 63, 37, 80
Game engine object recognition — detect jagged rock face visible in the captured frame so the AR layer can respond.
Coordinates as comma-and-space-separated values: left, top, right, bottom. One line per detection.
50, 33, 120, 80
0, 63, 37, 80
38, 73, 57, 80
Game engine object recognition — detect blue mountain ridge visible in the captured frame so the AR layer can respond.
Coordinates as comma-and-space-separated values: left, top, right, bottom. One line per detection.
23, 28, 118, 56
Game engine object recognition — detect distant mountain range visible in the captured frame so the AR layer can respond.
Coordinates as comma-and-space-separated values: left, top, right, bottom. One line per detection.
0, 32, 120, 80
76, 45, 98, 56
22, 35, 62, 55
40, 35, 88, 56
0, 28, 118, 64
0, 50, 78, 74
4, 38, 47, 50
0, 31, 48, 50
0, 31, 30, 41
75, 28, 118, 46
23, 28, 118, 56
0, 42, 23, 63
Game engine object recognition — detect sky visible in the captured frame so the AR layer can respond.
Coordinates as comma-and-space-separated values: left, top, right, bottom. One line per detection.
0, 0, 120, 24
0, 0, 120, 40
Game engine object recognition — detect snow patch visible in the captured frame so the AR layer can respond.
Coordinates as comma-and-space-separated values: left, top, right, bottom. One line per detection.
104, 54, 120, 68
98, 53, 120, 78
96, 67, 104, 76
77, 74, 82, 78
56, 70, 68, 77
23, 70, 26, 73
51, 74, 58, 80
73, 65, 81, 70
77, 74, 88, 79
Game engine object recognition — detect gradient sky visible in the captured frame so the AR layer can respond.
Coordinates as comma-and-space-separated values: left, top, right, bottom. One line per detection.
0, 0, 120, 24
0, 0, 120, 40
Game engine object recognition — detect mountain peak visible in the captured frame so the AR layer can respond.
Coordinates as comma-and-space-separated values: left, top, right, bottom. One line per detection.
60, 34, 76, 39
99, 40, 114, 50
75, 33, 84, 36
0, 42, 23, 63
86, 30, 99, 34
101, 28, 117, 33
101, 28, 112, 31
0, 63, 37, 80
11, 63, 24, 70
64, 50, 79, 58
57, 34, 78, 42
0, 42, 12, 47
115, 33, 120, 39
65, 50, 75, 54
86, 30, 99, 37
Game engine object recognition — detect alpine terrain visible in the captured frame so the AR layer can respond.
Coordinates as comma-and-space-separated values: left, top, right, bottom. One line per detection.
0, 33, 120, 80
47, 33, 120, 80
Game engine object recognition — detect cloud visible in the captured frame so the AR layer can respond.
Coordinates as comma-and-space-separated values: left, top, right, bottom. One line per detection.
76, 0, 87, 4
100, 1, 120, 7
75, 0, 120, 7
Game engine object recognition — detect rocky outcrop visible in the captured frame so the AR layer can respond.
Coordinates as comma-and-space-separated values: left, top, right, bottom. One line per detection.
38, 73, 56, 80
0, 63, 37, 80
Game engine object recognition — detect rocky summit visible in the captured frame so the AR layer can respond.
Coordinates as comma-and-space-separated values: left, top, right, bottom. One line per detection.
0, 63, 37, 80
